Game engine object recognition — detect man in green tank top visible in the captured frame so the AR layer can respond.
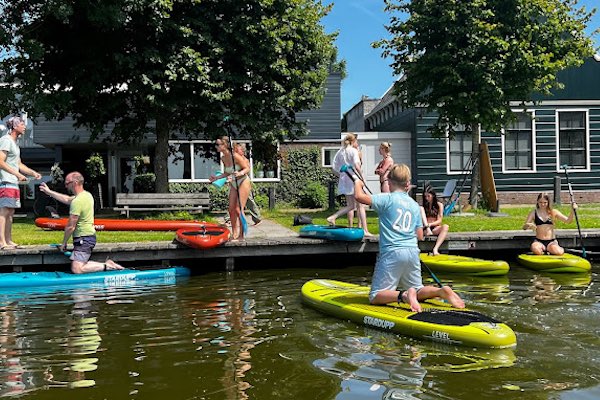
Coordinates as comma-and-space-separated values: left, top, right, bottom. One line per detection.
39, 171, 124, 274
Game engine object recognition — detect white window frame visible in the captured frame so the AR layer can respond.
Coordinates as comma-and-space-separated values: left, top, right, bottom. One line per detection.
446, 127, 477, 175
321, 146, 339, 168
555, 109, 590, 173
167, 140, 281, 183
501, 110, 537, 174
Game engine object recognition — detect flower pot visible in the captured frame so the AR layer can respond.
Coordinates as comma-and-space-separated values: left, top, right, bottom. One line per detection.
266, 171, 275, 178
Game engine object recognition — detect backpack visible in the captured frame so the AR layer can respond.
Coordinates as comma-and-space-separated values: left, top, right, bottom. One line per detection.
293, 215, 313, 226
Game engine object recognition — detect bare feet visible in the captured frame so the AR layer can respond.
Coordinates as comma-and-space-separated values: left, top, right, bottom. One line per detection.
326, 216, 336, 226
441, 286, 465, 308
105, 259, 125, 271
402, 288, 422, 312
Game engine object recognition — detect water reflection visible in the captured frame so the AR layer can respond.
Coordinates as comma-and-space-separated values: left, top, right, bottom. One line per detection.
528, 273, 592, 304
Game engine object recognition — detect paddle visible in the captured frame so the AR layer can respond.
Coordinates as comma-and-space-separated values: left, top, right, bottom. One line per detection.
420, 259, 443, 288
49, 243, 72, 257
561, 164, 586, 258
340, 164, 373, 194
224, 116, 248, 236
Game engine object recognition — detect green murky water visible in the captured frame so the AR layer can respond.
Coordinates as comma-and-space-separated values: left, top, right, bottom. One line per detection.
0, 262, 598, 399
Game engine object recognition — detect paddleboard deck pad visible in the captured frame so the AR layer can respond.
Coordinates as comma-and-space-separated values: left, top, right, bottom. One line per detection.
517, 253, 591, 273
420, 253, 509, 276
302, 279, 516, 348
299, 225, 364, 241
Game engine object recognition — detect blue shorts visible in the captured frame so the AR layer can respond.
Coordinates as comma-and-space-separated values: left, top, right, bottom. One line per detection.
369, 247, 422, 302
71, 236, 97, 263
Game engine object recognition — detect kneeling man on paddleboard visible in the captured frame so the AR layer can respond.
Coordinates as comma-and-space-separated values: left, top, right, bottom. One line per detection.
40, 172, 124, 274
352, 163, 464, 312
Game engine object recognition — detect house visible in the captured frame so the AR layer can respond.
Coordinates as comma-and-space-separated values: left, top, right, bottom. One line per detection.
348, 56, 600, 205
14, 72, 343, 209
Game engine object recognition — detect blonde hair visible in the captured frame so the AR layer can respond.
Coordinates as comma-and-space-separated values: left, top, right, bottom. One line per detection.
342, 133, 357, 147
380, 142, 391, 153
389, 163, 411, 188
218, 136, 231, 151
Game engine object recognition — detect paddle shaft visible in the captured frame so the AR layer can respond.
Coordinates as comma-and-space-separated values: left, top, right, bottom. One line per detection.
562, 165, 586, 257
420, 260, 443, 288
50, 243, 72, 257
343, 168, 373, 195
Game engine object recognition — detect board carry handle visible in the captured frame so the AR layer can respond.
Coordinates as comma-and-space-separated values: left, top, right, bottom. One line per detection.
561, 164, 586, 258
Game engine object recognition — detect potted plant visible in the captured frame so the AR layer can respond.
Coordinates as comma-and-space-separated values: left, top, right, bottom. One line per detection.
253, 161, 264, 178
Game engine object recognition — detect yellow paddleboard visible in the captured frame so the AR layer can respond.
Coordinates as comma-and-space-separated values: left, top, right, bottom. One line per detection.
302, 279, 516, 349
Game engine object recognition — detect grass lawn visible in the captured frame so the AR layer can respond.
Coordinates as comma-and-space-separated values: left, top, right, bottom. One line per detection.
12, 203, 600, 245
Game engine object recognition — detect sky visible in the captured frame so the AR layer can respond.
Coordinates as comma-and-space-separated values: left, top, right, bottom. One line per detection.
322, 0, 600, 115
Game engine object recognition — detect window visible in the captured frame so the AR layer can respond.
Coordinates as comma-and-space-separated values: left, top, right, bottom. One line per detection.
447, 129, 473, 174
503, 112, 534, 172
321, 147, 339, 168
168, 142, 221, 181
557, 111, 588, 170
168, 140, 278, 181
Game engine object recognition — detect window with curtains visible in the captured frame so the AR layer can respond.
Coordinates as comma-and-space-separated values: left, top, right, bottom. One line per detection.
504, 112, 534, 171
557, 111, 588, 170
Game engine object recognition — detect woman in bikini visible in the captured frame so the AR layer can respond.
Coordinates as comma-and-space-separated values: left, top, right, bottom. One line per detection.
374, 142, 394, 193
210, 136, 251, 240
420, 184, 449, 256
522, 192, 577, 255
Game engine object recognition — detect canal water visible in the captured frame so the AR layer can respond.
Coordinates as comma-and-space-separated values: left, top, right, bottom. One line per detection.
0, 262, 598, 399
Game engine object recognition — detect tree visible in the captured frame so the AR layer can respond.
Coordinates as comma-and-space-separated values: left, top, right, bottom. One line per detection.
0, 0, 339, 192
376, 0, 596, 207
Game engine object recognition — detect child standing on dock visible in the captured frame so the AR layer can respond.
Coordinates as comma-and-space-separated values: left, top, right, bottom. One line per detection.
352, 163, 464, 312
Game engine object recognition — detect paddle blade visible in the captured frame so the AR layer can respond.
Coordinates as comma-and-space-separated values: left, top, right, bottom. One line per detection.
49, 243, 72, 257
241, 214, 248, 236
211, 171, 228, 188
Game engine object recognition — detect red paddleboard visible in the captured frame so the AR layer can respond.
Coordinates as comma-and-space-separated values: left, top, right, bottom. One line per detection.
35, 217, 210, 232
175, 226, 230, 249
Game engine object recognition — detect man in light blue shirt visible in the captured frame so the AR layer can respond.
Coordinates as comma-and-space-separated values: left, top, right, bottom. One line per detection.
353, 163, 464, 312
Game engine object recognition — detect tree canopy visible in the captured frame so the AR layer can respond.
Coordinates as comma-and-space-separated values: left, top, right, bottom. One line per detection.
376, 0, 596, 205
0, 0, 339, 191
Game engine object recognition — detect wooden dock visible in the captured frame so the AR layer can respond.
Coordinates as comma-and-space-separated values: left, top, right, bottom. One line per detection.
1, 228, 598, 271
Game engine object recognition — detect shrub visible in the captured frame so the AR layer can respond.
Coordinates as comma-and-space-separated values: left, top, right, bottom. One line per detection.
298, 182, 328, 208
278, 146, 336, 206
254, 193, 269, 209
134, 173, 156, 193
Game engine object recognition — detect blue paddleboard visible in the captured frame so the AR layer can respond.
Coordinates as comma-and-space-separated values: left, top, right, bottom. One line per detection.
299, 224, 364, 241
0, 266, 191, 288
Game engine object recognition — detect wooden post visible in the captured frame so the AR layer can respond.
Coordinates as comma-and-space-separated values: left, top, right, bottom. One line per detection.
328, 180, 336, 209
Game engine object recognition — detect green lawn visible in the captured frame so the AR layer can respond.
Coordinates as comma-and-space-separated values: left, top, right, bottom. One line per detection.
12, 203, 600, 245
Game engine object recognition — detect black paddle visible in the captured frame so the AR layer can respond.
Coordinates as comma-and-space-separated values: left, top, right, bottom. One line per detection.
561, 164, 586, 258
420, 259, 443, 288
340, 164, 373, 194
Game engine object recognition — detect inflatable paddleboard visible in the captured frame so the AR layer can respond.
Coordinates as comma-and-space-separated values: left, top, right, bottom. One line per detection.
36, 218, 209, 232
175, 225, 230, 249
420, 253, 509, 276
302, 279, 516, 349
517, 253, 591, 273
299, 225, 364, 241
0, 266, 190, 288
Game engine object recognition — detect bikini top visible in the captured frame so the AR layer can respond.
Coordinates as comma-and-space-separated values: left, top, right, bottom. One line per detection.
534, 211, 553, 226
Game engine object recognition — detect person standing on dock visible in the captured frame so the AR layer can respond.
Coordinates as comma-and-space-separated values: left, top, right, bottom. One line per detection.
353, 163, 464, 312
234, 143, 261, 226
39, 172, 124, 274
0, 116, 42, 250
328, 133, 372, 237
522, 192, 577, 255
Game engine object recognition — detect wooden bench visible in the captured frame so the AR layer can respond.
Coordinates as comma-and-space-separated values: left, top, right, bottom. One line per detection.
114, 193, 210, 218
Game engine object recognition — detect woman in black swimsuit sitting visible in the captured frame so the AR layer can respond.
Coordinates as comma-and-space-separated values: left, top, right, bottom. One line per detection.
522, 192, 577, 255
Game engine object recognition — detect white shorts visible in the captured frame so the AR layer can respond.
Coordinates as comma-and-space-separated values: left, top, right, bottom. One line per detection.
369, 248, 423, 302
